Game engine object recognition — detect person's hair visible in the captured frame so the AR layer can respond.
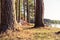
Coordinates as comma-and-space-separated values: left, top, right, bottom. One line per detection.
21, 17, 23, 19
21, 17, 24, 20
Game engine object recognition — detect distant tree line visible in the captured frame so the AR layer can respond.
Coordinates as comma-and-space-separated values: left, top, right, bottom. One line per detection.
44, 19, 60, 24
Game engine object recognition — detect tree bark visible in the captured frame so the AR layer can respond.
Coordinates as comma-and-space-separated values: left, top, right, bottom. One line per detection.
34, 0, 44, 27
23, 0, 25, 21
1, 0, 17, 32
15, 0, 18, 21
0, 0, 1, 25
26, 0, 30, 23
16, 0, 20, 23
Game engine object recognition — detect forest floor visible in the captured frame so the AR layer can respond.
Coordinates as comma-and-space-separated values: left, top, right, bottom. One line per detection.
0, 24, 60, 40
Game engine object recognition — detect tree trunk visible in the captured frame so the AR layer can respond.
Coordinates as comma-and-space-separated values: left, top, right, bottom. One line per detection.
0, 0, 1, 25
15, 0, 18, 21
26, 0, 30, 23
34, 0, 44, 27
1, 0, 17, 32
16, 0, 20, 23
23, 0, 25, 21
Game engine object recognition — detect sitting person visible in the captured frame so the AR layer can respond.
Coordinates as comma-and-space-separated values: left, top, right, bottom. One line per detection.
20, 17, 28, 25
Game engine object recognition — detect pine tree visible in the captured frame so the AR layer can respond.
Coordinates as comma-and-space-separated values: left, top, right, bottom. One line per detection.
34, 0, 44, 27
1, 0, 17, 32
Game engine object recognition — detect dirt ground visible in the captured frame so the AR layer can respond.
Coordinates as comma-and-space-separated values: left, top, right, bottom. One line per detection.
0, 25, 60, 40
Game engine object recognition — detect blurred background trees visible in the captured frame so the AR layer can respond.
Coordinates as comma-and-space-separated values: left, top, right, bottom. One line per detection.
15, 0, 35, 23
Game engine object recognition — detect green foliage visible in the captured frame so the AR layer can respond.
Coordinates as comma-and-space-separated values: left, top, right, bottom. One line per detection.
15, 0, 35, 20
44, 19, 60, 24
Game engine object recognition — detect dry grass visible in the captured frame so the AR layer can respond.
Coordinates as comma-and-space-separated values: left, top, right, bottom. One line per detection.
0, 25, 60, 40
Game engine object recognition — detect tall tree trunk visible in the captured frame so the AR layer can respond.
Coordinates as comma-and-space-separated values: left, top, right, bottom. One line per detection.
17, 0, 20, 23
34, 0, 44, 27
26, 0, 30, 23
1, 0, 17, 32
15, 0, 18, 21
0, 0, 1, 25
23, 0, 25, 21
